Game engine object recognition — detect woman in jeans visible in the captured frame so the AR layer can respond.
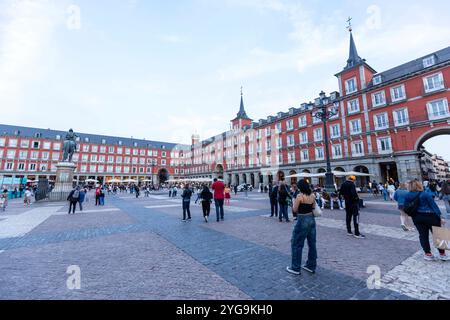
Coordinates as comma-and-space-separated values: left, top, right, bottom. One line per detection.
287, 180, 317, 275
278, 182, 291, 223
404, 180, 449, 261
394, 183, 414, 231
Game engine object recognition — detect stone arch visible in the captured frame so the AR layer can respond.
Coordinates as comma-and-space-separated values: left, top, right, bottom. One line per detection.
414, 127, 450, 151
354, 165, 370, 188
158, 168, 169, 184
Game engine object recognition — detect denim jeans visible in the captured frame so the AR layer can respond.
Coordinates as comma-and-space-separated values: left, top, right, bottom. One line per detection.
279, 203, 289, 221
383, 190, 388, 201
291, 215, 317, 272
215, 199, 224, 221
412, 213, 445, 255
443, 195, 450, 218
270, 198, 278, 217
182, 200, 191, 220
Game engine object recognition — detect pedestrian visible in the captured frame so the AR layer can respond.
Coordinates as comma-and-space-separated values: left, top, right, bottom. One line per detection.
78, 187, 86, 211
441, 180, 450, 219
99, 187, 105, 206
234, 184, 238, 196
169, 186, 172, 198
84, 188, 89, 203
339, 176, 366, 239
278, 182, 291, 223
24, 188, 33, 206
287, 179, 318, 275
387, 182, 396, 201
269, 183, 279, 218
200, 185, 213, 223
95, 187, 101, 206
224, 185, 231, 205
67, 187, 80, 214
212, 178, 225, 222
290, 184, 300, 220
394, 183, 414, 231
404, 180, 449, 261
0, 193, 6, 212
173, 186, 178, 198
181, 184, 193, 222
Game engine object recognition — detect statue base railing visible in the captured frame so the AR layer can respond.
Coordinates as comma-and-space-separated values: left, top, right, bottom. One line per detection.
48, 162, 77, 202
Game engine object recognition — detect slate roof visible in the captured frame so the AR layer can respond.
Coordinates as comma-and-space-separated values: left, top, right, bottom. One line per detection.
0, 124, 188, 150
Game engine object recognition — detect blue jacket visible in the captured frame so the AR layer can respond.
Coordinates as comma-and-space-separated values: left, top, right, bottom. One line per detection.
404, 191, 441, 217
393, 189, 408, 206
79, 191, 86, 202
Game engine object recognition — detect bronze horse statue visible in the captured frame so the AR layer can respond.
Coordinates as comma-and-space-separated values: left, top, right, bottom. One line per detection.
62, 129, 78, 162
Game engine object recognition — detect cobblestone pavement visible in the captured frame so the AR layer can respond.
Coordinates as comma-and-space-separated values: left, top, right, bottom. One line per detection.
0, 191, 448, 300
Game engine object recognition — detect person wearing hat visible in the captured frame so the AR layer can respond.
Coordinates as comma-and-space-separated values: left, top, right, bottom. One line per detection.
339, 176, 365, 239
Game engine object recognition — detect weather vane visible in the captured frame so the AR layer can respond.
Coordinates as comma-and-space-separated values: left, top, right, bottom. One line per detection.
240, 86, 243, 96
347, 16, 353, 32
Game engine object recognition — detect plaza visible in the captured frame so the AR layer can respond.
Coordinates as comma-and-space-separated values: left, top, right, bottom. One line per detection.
0, 190, 449, 300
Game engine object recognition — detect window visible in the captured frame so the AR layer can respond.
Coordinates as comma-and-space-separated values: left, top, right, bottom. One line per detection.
373, 75, 382, 85
349, 119, 362, 135
53, 143, 61, 151
82, 145, 89, 152
18, 163, 25, 171
298, 116, 307, 127
288, 152, 296, 164
332, 144, 342, 159
100, 146, 106, 153
115, 167, 122, 173
0, 138, 5, 146
314, 128, 323, 142
161, 159, 166, 166
266, 140, 271, 151
372, 91, 386, 107
20, 140, 29, 148
377, 137, 392, 154
393, 108, 409, 126
31, 151, 38, 159
40, 165, 47, 172
374, 113, 389, 130
423, 73, 444, 93
108, 156, 114, 163
98, 165, 104, 173
286, 119, 294, 131
124, 157, 131, 164
315, 147, 324, 160
351, 141, 364, 157
125, 148, 131, 155
301, 150, 309, 162
91, 155, 97, 162
99, 155, 106, 162
29, 163, 36, 171
5, 162, 13, 170
9, 139, 17, 147
139, 158, 145, 165
82, 154, 88, 162
42, 152, 49, 160
32, 141, 39, 149
330, 124, 340, 138
275, 122, 282, 133
312, 114, 321, 124
133, 149, 138, 156
52, 153, 59, 161
391, 85, 406, 102
19, 151, 27, 159
7, 150, 15, 159
81, 165, 87, 173
276, 137, 282, 149
132, 157, 138, 164
162, 151, 167, 157
347, 99, 360, 114
109, 146, 115, 153
345, 78, 357, 94
299, 132, 308, 144
92, 145, 98, 152
265, 127, 271, 137
427, 99, 449, 120
423, 56, 435, 68
101, 139, 106, 144
287, 135, 295, 147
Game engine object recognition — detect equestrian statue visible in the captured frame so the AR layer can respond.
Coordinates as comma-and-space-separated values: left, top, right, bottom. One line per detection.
62, 129, 78, 162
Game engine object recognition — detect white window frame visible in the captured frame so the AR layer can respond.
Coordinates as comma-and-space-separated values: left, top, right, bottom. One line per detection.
315, 147, 324, 160
330, 124, 340, 139
373, 75, 382, 85
301, 150, 309, 162
351, 141, 365, 157
390, 84, 406, 102
374, 112, 389, 130
349, 119, 362, 135
287, 135, 295, 147
286, 119, 294, 131
314, 128, 323, 142
372, 90, 386, 107
347, 99, 360, 114
345, 77, 357, 94
393, 108, 409, 126
332, 144, 343, 159
298, 116, 307, 128
423, 73, 444, 93
427, 98, 449, 120
377, 137, 393, 154
288, 152, 296, 164
423, 56, 435, 68
299, 131, 308, 145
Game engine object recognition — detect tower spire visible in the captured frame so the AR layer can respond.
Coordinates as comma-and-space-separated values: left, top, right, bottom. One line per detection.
344, 17, 363, 70
236, 86, 251, 120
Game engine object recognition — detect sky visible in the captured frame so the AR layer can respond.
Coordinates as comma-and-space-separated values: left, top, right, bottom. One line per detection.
0, 0, 450, 159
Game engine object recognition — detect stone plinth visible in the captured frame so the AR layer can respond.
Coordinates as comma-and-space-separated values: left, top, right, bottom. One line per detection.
49, 162, 77, 202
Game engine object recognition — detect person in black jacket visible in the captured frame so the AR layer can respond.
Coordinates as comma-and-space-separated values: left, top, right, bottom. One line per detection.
181, 184, 193, 222
67, 187, 80, 215
199, 185, 213, 223
269, 183, 279, 218
278, 182, 292, 223
339, 176, 365, 239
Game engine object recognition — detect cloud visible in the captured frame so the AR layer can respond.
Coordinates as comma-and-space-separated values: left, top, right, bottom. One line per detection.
0, 0, 61, 115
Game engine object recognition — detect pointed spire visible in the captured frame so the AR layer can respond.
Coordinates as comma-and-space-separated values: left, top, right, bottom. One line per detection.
236, 86, 251, 120
344, 17, 363, 70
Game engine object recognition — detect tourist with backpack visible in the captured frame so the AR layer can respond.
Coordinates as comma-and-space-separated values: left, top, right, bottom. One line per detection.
199, 185, 213, 223
404, 180, 449, 261
67, 187, 80, 214
95, 187, 101, 206
278, 182, 292, 223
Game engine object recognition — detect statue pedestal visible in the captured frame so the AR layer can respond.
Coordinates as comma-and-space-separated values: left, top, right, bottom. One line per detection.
49, 162, 77, 202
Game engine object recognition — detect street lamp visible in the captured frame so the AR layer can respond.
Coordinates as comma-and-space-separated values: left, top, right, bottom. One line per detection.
311, 91, 339, 192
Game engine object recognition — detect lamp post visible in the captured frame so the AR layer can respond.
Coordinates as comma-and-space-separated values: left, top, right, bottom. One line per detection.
311, 91, 339, 192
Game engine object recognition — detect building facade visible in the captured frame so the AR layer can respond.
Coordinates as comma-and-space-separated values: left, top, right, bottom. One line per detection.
1, 32, 449, 188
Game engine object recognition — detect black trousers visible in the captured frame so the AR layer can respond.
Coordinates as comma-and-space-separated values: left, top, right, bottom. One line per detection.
412, 213, 445, 255
183, 201, 191, 220
78, 201, 83, 211
345, 202, 360, 235
95, 196, 100, 206
270, 198, 278, 217
69, 201, 78, 214
202, 201, 211, 217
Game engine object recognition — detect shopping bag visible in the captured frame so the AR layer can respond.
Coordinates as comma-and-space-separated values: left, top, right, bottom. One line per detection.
432, 226, 450, 251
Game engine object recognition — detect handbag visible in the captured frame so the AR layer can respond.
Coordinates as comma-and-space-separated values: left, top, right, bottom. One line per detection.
312, 205, 322, 217
432, 226, 450, 251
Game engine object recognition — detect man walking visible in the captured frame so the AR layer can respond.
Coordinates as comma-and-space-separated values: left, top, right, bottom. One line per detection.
78, 188, 86, 211
181, 184, 193, 222
269, 183, 279, 218
339, 176, 365, 239
67, 186, 80, 215
212, 178, 225, 222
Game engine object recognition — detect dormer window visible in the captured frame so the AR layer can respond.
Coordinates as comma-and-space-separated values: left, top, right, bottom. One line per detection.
133, 142, 138, 147
101, 139, 106, 144
300, 103, 307, 111
84, 137, 89, 142
289, 108, 295, 115
118, 140, 122, 146
56, 135, 61, 140
277, 112, 283, 118
423, 55, 436, 68
373, 75, 382, 85
345, 78, 357, 94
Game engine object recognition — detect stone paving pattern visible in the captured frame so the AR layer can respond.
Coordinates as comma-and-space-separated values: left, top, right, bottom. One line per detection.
0, 191, 448, 300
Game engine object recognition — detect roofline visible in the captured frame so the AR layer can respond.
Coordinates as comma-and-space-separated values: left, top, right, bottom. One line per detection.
334, 61, 377, 77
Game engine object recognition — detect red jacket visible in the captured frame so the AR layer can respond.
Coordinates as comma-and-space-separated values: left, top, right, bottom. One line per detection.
212, 181, 225, 200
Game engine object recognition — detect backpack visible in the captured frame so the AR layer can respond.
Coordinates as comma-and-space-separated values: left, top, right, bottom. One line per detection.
404, 192, 421, 217
72, 190, 80, 200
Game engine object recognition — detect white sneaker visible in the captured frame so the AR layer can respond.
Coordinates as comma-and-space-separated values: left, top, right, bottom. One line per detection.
424, 254, 435, 261
439, 254, 450, 261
